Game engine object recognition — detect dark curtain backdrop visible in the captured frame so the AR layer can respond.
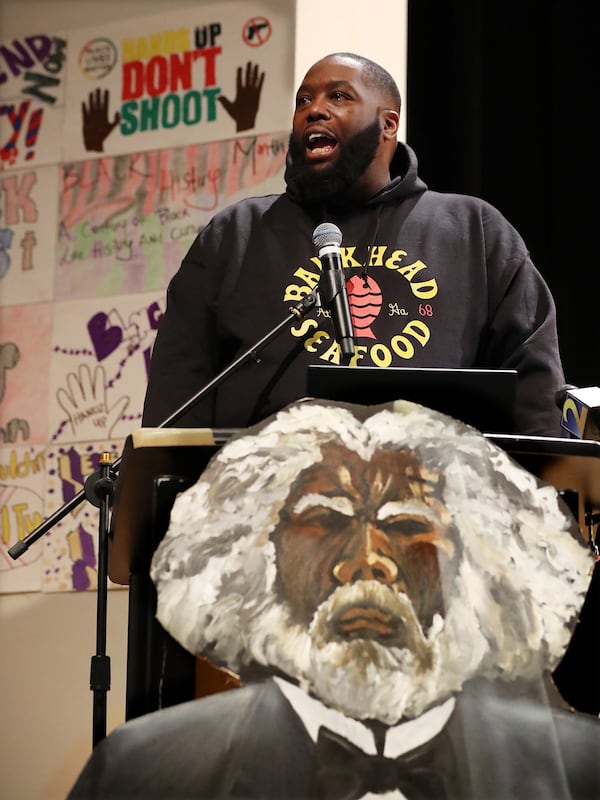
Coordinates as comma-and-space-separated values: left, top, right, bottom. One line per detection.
406, 1, 597, 390
407, 1, 598, 716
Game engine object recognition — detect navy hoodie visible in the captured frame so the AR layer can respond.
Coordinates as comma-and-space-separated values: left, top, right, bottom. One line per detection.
142, 142, 565, 436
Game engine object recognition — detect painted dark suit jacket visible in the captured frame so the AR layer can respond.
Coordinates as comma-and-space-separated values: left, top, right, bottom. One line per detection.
67, 677, 600, 800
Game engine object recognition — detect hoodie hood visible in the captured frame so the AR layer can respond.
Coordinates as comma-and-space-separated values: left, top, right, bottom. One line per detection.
285, 141, 427, 210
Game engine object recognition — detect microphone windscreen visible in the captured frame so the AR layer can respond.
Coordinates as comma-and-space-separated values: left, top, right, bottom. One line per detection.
313, 222, 342, 249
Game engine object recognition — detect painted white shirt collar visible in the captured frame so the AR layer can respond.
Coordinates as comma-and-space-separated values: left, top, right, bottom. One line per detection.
273, 675, 455, 758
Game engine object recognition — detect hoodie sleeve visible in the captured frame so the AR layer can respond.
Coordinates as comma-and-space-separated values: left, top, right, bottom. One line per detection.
141, 224, 220, 429
477, 209, 565, 437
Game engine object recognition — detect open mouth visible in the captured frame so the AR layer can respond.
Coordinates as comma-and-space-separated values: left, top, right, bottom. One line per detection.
304, 131, 338, 161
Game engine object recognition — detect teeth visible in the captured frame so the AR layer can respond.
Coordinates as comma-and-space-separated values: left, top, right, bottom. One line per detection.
306, 132, 335, 154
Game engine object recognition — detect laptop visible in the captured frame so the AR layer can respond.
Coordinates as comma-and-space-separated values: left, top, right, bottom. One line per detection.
306, 365, 518, 434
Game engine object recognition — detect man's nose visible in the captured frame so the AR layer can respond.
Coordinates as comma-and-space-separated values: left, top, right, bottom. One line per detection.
332, 526, 399, 585
306, 98, 331, 121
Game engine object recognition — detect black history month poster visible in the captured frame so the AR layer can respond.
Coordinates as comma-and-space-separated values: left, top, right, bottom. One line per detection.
0, 2, 292, 592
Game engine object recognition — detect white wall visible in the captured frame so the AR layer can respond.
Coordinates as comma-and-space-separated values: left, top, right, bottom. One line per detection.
0, 589, 129, 799
294, 0, 407, 139
0, 2, 407, 798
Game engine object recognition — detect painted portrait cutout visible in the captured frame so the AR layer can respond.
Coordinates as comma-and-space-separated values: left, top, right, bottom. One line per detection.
151, 399, 592, 724
67, 399, 599, 800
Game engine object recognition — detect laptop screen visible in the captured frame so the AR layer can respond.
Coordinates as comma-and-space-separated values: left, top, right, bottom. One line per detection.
306, 365, 517, 434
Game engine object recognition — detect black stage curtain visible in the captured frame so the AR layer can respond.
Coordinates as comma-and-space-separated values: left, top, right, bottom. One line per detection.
407, 1, 598, 715
407, 0, 596, 389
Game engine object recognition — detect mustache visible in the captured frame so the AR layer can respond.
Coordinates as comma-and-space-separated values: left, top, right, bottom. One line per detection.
309, 580, 435, 668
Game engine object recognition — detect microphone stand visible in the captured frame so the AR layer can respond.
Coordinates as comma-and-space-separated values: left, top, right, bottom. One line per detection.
8, 290, 318, 747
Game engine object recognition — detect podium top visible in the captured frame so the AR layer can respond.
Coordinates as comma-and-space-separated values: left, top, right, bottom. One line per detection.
109, 428, 232, 585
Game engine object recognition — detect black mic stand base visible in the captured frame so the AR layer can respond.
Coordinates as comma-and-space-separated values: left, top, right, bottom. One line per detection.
83, 453, 115, 748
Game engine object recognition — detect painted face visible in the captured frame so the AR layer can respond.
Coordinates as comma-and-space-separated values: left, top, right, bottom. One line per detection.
271, 441, 459, 648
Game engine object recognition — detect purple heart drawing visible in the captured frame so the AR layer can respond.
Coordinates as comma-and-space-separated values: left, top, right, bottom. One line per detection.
87, 312, 123, 362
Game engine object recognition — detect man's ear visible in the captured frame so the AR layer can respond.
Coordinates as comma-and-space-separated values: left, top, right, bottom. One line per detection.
382, 109, 400, 141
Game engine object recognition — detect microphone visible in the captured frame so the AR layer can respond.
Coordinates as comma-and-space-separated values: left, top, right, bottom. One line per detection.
555, 384, 600, 440
312, 222, 355, 362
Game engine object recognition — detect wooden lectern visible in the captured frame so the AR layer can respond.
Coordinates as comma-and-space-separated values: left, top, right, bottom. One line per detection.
110, 427, 600, 720
109, 428, 239, 721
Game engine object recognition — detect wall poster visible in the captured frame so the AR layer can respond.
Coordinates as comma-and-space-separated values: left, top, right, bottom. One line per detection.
0, 1, 293, 592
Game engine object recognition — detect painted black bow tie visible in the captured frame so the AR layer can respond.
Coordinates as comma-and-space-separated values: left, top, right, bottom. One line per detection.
315, 725, 448, 800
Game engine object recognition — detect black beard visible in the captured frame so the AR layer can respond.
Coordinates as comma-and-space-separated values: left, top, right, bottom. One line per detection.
285, 119, 382, 204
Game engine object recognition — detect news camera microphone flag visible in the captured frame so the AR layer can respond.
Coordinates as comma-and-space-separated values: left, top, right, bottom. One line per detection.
556, 384, 600, 440
313, 222, 355, 362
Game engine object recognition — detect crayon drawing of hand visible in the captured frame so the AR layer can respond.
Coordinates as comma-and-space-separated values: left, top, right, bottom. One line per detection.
57, 364, 129, 441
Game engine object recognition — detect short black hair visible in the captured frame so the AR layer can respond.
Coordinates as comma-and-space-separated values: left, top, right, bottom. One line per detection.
327, 52, 401, 113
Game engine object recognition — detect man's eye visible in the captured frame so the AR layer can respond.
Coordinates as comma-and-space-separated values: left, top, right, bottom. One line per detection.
331, 92, 347, 101
295, 96, 310, 107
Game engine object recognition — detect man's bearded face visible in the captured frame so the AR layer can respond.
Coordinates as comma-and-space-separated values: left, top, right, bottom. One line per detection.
285, 119, 382, 203
270, 441, 460, 665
